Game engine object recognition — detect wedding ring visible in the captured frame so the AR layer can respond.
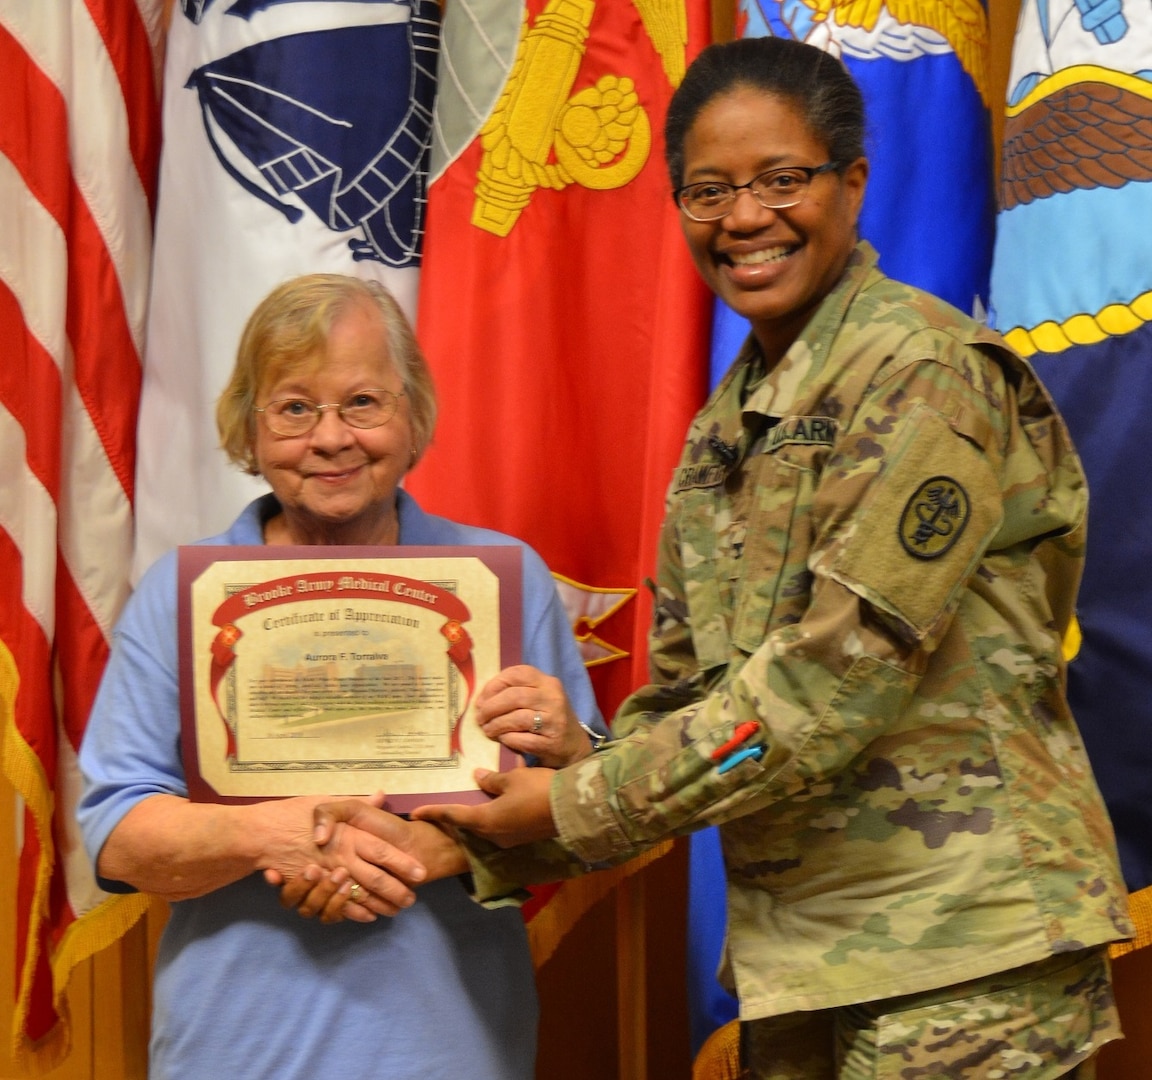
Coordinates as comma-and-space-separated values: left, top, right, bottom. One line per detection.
532, 712, 544, 734
348, 882, 365, 902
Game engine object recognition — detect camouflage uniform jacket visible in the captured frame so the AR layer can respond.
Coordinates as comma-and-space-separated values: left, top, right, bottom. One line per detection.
469, 242, 1133, 1018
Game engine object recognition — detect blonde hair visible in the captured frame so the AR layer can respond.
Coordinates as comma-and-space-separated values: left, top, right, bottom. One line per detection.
216, 274, 437, 475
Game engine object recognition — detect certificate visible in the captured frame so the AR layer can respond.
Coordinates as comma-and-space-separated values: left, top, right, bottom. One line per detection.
178, 545, 521, 811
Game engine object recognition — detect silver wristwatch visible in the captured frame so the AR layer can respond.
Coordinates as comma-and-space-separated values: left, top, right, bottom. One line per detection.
579, 722, 610, 751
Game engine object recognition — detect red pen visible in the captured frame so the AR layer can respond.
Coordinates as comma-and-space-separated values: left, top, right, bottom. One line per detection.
711, 720, 760, 762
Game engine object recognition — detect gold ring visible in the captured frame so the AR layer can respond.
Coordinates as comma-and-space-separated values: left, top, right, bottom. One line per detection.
532, 712, 543, 734
348, 882, 364, 902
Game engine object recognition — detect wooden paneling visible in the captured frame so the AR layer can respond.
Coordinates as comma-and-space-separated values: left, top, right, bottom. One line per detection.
535, 841, 692, 1080
1099, 946, 1152, 1076
1, 774, 155, 1080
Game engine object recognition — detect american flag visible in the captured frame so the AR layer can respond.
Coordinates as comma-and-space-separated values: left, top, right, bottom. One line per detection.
0, 0, 163, 1065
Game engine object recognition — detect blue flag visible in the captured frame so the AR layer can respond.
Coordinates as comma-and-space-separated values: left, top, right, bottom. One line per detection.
709, 0, 995, 382
693, 0, 997, 1052
989, 0, 1152, 945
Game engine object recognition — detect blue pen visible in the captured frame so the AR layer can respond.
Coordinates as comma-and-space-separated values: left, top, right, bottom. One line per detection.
717, 744, 765, 774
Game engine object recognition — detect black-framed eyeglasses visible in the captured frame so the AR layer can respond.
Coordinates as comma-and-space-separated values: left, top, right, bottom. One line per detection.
675, 162, 842, 222
255, 389, 404, 437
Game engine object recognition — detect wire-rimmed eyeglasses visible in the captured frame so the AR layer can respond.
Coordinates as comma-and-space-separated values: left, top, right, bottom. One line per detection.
675, 162, 842, 222
255, 389, 404, 437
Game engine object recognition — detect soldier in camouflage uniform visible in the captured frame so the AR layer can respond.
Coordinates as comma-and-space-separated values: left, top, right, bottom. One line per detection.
291, 35, 1135, 1079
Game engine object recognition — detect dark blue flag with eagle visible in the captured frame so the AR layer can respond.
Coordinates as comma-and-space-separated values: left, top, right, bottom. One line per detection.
990, 0, 1152, 949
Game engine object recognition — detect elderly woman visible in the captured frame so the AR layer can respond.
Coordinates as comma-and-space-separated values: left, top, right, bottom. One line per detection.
77, 274, 603, 1080
299, 37, 1134, 1079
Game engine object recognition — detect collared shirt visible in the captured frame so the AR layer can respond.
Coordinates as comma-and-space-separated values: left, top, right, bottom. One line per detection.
77, 490, 601, 1079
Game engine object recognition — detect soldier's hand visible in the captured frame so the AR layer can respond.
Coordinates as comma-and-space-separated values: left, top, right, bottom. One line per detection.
411, 768, 557, 848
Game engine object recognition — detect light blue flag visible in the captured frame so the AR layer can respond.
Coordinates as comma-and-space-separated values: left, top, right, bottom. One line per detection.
692, 0, 997, 1053
989, 0, 1152, 927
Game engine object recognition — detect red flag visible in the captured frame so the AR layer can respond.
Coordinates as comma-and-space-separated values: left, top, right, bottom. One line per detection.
408, 0, 712, 957
0, 0, 162, 1066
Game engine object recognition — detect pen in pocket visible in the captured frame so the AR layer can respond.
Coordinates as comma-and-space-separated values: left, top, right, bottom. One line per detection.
717, 744, 766, 774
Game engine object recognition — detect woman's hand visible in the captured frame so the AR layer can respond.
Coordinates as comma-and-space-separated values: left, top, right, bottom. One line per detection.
475, 665, 594, 767
268, 794, 468, 923
96, 792, 424, 908
411, 767, 558, 848
277, 795, 436, 920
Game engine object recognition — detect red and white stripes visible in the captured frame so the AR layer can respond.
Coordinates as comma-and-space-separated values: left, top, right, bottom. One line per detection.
0, 0, 161, 1062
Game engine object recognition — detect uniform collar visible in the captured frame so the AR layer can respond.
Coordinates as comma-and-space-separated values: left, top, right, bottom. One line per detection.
739, 240, 881, 420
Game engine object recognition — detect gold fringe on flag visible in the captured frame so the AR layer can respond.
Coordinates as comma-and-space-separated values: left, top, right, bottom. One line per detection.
691, 1018, 742, 1080
1110, 883, 1152, 959
50, 891, 157, 996
2, 643, 59, 1069
3, 643, 159, 1073
528, 840, 674, 968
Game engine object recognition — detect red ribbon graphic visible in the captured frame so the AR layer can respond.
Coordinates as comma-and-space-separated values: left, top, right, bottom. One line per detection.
208, 572, 475, 760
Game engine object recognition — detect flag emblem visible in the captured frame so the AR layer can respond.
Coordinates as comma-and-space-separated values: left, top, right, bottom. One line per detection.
185, 0, 438, 266
470, 0, 655, 236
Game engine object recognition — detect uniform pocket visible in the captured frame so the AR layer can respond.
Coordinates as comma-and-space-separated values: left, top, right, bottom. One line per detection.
731, 454, 815, 655
676, 487, 736, 671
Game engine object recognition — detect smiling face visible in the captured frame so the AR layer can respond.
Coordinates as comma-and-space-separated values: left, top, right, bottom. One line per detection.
679, 86, 868, 364
253, 298, 414, 546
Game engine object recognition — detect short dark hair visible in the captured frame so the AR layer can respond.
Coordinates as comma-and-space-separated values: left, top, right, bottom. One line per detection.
665, 36, 867, 189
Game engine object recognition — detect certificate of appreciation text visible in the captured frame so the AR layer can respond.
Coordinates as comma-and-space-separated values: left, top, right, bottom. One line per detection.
178, 545, 521, 811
